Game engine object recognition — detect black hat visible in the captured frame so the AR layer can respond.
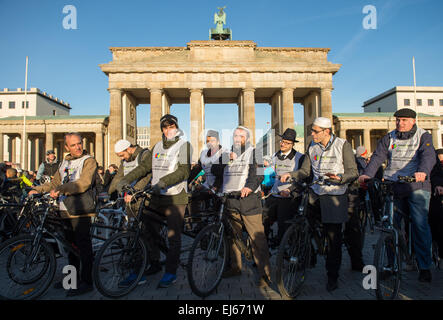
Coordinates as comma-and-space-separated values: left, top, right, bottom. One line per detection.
160, 114, 178, 129
394, 108, 416, 118
206, 130, 219, 141
46, 150, 55, 155
278, 128, 299, 143
436, 148, 443, 156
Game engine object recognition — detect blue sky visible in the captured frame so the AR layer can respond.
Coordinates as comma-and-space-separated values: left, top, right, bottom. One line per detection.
1, 0, 442, 140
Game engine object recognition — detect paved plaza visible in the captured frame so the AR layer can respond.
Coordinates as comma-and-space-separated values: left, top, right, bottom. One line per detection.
34, 226, 443, 301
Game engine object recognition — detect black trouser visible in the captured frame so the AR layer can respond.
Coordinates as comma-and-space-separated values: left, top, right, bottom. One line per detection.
307, 193, 343, 280
62, 217, 93, 285
344, 190, 364, 266
429, 194, 443, 258
263, 195, 301, 245
142, 204, 186, 275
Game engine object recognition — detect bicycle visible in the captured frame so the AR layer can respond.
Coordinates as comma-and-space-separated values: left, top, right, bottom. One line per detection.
0, 193, 46, 243
90, 195, 128, 252
359, 181, 378, 248
92, 184, 215, 299
0, 193, 83, 300
187, 190, 261, 298
371, 175, 418, 300
275, 177, 343, 299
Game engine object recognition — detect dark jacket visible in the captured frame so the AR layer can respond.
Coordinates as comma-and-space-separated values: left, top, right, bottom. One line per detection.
108, 146, 152, 195
211, 143, 264, 215
430, 156, 443, 194
363, 125, 436, 197
117, 133, 191, 208
290, 136, 358, 223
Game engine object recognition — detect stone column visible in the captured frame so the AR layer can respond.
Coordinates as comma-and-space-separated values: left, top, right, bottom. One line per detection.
162, 92, 171, 116
108, 88, 123, 165
237, 93, 244, 125
45, 132, 53, 153
149, 88, 163, 149
282, 88, 295, 131
431, 129, 440, 149
95, 131, 104, 166
339, 128, 347, 141
242, 88, 256, 145
0, 133, 3, 162
89, 139, 94, 157
190, 89, 204, 163
35, 137, 40, 171
22, 133, 28, 170
320, 88, 333, 125
82, 136, 88, 152
363, 128, 371, 154
11, 137, 16, 163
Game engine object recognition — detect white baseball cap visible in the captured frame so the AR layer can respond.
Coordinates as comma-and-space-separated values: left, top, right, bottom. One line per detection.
313, 117, 332, 129
114, 139, 131, 153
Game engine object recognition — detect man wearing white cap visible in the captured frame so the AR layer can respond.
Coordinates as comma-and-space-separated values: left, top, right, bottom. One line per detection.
280, 117, 358, 292
107, 139, 152, 200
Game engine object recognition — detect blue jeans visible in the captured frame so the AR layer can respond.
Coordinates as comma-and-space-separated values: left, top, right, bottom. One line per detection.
394, 189, 432, 270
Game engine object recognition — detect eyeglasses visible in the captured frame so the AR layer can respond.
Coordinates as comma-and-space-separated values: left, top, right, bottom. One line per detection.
279, 140, 293, 145
310, 128, 325, 134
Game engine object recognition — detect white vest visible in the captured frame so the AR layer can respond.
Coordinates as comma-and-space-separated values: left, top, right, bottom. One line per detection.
58, 154, 91, 211
151, 139, 187, 196
309, 136, 348, 196
199, 147, 224, 188
222, 146, 260, 193
271, 151, 303, 197
122, 149, 148, 185
383, 127, 426, 181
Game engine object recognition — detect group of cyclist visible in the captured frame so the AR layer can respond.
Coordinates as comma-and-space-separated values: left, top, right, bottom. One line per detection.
1, 106, 442, 298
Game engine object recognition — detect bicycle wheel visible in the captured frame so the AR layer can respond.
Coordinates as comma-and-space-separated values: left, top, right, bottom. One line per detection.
93, 231, 147, 298
0, 234, 56, 300
187, 223, 227, 297
374, 232, 401, 300
275, 221, 311, 299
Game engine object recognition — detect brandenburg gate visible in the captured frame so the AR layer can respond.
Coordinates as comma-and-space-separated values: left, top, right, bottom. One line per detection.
100, 40, 341, 164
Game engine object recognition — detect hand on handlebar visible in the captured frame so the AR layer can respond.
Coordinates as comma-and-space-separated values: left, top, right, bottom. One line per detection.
325, 173, 341, 181
28, 189, 39, 196
358, 175, 371, 184
280, 173, 292, 183
414, 172, 426, 183
124, 194, 133, 203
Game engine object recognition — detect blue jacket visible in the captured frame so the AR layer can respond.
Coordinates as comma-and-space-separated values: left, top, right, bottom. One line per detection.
363, 125, 436, 197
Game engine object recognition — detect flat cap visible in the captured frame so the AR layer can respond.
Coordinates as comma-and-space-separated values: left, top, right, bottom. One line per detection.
394, 108, 416, 118
206, 130, 219, 140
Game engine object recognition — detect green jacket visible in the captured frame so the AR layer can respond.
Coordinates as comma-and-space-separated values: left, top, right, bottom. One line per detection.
118, 134, 192, 208
108, 146, 152, 195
